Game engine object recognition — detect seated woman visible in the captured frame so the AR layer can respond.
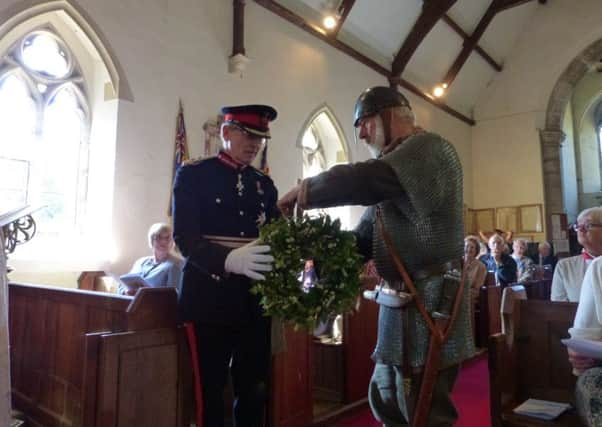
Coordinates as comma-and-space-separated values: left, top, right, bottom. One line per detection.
568, 256, 602, 426
511, 238, 535, 283
119, 223, 183, 295
479, 234, 517, 286
464, 236, 487, 306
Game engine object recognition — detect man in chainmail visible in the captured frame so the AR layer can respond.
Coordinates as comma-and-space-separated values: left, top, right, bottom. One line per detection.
278, 86, 474, 426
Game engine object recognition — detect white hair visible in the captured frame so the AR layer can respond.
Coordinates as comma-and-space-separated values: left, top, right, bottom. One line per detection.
147, 223, 172, 248
513, 237, 529, 249
538, 241, 551, 250
578, 207, 602, 224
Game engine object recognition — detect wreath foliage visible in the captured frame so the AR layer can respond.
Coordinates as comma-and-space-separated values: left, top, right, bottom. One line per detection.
251, 214, 363, 330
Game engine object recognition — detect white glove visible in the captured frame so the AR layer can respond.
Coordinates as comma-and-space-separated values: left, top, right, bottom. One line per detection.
224, 240, 274, 280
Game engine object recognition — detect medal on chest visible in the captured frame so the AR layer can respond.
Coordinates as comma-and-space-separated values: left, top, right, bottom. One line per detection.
236, 173, 244, 196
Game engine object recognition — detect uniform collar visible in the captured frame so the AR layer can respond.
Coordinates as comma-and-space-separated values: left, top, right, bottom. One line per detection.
218, 151, 247, 170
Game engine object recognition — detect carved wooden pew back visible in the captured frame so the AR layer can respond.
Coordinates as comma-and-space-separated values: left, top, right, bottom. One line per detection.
9, 283, 189, 427
489, 299, 583, 426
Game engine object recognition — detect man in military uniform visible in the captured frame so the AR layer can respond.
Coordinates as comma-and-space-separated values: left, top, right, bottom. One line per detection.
278, 87, 474, 426
172, 105, 279, 427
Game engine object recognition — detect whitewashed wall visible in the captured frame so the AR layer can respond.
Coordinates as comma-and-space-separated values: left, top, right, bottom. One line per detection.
472, 0, 602, 213
3, 0, 472, 286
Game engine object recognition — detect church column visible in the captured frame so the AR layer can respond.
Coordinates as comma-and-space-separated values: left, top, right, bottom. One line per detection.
539, 129, 566, 241
0, 229, 10, 426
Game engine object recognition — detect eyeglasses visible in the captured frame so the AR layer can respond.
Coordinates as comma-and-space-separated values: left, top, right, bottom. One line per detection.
572, 223, 602, 232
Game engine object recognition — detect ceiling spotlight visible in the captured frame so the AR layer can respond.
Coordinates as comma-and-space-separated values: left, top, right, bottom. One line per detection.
442, 83, 448, 89
323, 15, 338, 30
433, 85, 445, 98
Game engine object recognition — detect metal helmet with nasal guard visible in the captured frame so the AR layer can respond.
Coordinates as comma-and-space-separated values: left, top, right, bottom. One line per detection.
353, 86, 411, 127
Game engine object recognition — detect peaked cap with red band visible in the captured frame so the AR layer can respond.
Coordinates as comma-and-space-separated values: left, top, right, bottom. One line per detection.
221, 104, 277, 139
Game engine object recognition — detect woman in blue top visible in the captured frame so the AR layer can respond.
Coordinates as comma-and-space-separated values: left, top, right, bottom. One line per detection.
120, 223, 183, 295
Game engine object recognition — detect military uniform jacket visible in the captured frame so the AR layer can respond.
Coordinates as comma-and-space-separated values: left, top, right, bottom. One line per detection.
172, 151, 279, 325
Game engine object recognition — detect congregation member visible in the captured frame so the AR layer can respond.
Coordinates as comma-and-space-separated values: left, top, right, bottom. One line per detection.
479, 234, 517, 286
511, 238, 535, 283
173, 104, 279, 427
567, 255, 602, 426
119, 222, 183, 295
534, 241, 558, 273
278, 86, 474, 426
464, 236, 487, 307
552, 207, 602, 302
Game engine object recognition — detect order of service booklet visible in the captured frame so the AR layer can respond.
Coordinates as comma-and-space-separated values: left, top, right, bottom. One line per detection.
562, 337, 602, 359
119, 273, 151, 291
513, 399, 572, 420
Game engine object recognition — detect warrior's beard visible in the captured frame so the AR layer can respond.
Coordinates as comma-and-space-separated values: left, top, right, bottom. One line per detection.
365, 116, 387, 159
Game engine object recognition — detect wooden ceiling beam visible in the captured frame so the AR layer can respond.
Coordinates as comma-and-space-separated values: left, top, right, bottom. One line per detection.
391, 0, 457, 77
253, 0, 389, 76
331, 0, 355, 38
252, 0, 475, 126
389, 77, 475, 125
441, 14, 502, 72
442, 0, 544, 86
494, 0, 537, 13
232, 0, 246, 56
442, 1, 499, 86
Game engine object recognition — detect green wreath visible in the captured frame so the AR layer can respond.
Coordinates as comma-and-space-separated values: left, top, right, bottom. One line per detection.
251, 214, 363, 330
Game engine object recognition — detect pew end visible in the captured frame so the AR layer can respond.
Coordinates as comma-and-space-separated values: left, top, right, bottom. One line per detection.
9, 282, 192, 427
78, 270, 119, 293
488, 299, 584, 426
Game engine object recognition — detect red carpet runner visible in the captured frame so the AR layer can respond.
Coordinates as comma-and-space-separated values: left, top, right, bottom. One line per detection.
337, 353, 490, 427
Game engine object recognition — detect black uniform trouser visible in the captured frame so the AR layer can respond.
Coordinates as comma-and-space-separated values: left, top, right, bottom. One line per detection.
194, 316, 271, 427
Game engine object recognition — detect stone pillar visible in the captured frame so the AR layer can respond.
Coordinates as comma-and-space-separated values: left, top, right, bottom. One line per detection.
539, 129, 566, 241
0, 229, 10, 425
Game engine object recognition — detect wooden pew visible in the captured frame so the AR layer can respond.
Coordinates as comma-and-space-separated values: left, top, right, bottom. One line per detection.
476, 285, 502, 347
271, 297, 378, 426
489, 299, 583, 426
77, 271, 119, 293
9, 283, 190, 427
522, 279, 552, 300
70, 272, 378, 427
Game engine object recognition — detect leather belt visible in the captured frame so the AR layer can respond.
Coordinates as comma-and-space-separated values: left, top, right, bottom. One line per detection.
411, 260, 461, 281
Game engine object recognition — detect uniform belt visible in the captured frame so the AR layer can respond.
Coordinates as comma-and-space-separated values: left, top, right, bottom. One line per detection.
411, 260, 461, 281
202, 234, 255, 248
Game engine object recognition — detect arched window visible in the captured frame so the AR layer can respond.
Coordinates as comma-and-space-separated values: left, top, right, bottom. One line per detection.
0, 9, 120, 267
0, 29, 89, 233
299, 105, 351, 229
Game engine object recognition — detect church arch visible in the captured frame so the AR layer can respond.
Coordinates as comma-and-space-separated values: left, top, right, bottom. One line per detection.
541, 38, 602, 236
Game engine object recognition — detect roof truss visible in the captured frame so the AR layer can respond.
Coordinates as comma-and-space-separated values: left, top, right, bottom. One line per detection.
442, 0, 543, 86
253, 0, 474, 125
391, 0, 457, 77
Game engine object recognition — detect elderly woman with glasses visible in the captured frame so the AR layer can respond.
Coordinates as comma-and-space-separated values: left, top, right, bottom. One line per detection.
119, 222, 183, 295
551, 207, 602, 302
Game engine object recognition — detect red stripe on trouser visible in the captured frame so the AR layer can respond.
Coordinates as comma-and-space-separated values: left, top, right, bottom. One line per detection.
185, 322, 204, 427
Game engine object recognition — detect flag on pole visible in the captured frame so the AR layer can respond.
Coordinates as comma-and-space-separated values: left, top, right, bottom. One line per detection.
168, 100, 189, 217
